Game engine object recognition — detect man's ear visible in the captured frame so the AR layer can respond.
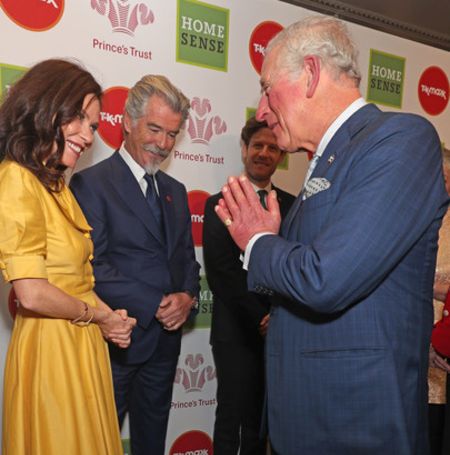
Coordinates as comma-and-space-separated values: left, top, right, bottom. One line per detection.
303, 55, 321, 98
241, 144, 248, 164
123, 111, 132, 134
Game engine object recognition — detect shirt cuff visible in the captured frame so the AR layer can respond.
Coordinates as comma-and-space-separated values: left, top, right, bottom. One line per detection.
1, 255, 48, 282
242, 232, 274, 270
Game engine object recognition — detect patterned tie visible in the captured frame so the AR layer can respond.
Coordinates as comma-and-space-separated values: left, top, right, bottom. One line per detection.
257, 189, 268, 210
144, 173, 164, 236
302, 153, 320, 190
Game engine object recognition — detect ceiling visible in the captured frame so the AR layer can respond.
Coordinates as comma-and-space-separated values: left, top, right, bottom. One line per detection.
280, 0, 450, 51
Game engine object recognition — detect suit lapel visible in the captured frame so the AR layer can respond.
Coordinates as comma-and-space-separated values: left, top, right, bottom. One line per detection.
156, 172, 176, 256
110, 152, 165, 245
282, 104, 380, 238
272, 185, 291, 219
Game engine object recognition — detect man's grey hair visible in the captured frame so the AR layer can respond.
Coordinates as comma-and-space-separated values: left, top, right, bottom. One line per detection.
267, 15, 361, 86
124, 74, 190, 125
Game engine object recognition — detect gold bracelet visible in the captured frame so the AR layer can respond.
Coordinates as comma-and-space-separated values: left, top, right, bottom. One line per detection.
76, 307, 94, 327
71, 302, 88, 324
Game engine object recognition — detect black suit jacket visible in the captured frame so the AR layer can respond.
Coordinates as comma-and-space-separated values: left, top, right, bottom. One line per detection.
203, 185, 295, 346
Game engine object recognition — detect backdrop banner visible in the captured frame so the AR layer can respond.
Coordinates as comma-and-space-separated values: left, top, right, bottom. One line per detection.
0, 1, 449, 453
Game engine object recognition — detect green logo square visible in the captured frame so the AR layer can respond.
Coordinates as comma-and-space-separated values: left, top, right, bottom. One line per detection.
122, 438, 131, 455
177, 0, 229, 72
185, 275, 213, 329
366, 49, 405, 108
0, 63, 27, 101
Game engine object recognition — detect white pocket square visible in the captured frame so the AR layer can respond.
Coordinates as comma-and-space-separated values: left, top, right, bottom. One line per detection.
303, 177, 331, 200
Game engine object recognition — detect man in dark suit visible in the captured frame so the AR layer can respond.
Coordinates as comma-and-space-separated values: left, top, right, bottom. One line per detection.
70, 75, 200, 455
215, 16, 449, 455
203, 116, 295, 454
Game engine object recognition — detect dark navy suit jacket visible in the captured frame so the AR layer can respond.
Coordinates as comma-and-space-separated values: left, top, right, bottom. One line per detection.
204, 186, 295, 346
70, 152, 200, 365
248, 104, 449, 454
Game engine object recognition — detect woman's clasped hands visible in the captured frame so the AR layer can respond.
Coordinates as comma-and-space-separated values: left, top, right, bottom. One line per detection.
98, 309, 137, 349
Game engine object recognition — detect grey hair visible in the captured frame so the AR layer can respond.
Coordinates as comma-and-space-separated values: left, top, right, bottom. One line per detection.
267, 15, 361, 86
124, 74, 190, 125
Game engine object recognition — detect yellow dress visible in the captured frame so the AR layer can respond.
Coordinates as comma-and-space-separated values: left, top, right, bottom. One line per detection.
0, 161, 123, 454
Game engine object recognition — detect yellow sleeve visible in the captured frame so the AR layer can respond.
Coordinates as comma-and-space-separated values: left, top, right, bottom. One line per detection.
0, 162, 48, 282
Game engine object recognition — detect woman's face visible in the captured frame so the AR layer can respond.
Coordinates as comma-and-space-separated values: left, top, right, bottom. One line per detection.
59, 93, 100, 169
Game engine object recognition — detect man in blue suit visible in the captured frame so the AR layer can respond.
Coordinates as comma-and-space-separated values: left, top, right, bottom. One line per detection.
215, 16, 449, 455
70, 75, 200, 455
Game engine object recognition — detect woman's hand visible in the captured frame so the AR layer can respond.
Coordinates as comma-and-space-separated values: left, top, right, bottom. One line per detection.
97, 310, 137, 348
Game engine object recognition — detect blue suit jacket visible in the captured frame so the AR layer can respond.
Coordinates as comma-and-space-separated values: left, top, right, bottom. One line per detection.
70, 152, 200, 364
248, 104, 449, 454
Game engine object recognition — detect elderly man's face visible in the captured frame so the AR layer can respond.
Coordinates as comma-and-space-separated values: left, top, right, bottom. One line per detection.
256, 48, 307, 153
123, 94, 182, 174
242, 127, 284, 186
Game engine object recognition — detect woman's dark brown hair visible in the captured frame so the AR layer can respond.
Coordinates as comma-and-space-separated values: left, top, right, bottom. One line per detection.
0, 59, 102, 191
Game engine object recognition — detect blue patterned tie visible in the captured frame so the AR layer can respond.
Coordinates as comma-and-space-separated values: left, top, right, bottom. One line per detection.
144, 173, 164, 236
302, 153, 320, 190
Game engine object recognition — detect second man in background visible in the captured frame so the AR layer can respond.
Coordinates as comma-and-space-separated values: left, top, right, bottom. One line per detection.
203, 116, 295, 454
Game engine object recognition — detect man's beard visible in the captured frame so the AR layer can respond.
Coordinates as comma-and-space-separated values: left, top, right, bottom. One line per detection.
142, 144, 170, 175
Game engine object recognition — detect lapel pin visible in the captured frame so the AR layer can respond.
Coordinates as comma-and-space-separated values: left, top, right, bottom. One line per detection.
166, 195, 172, 202
327, 155, 335, 164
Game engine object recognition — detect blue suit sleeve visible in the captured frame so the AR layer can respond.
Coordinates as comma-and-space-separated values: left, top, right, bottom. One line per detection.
248, 115, 448, 313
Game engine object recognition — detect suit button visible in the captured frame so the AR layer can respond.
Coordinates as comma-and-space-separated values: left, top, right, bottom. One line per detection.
444, 310, 449, 317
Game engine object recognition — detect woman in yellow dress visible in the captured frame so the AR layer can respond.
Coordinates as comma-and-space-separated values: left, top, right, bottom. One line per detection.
0, 59, 136, 454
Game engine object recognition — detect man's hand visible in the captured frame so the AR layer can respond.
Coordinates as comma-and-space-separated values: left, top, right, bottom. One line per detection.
259, 313, 270, 337
155, 292, 193, 331
215, 175, 281, 251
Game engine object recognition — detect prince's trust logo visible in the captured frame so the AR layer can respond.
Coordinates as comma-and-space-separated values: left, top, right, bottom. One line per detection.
91, 0, 154, 36
174, 98, 227, 166
187, 97, 227, 144
174, 353, 216, 393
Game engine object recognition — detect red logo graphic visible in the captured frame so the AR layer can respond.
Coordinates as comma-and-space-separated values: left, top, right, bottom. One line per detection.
249, 21, 283, 75
8, 288, 18, 320
91, 0, 154, 36
0, 0, 64, 31
418, 66, 449, 116
187, 190, 210, 247
174, 353, 216, 393
170, 430, 213, 455
98, 86, 129, 150
187, 98, 227, 145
